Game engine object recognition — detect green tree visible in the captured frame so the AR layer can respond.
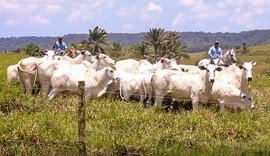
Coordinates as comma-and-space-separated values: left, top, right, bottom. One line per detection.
111, 42, 122, 57
144, 28, 166, 61
88, 26, 109, 55
158, 31, 189, 60
22, 43, 40, 56
130, 42, 150, 60
168, 40, 189, 59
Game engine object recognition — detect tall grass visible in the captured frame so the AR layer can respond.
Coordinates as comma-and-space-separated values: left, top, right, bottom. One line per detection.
0, 47, 270, 155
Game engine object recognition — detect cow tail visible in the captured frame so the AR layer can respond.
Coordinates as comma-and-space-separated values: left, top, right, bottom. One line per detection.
33, 62, 42, 89
17, 65, 26, 93
119, 77, 124, 100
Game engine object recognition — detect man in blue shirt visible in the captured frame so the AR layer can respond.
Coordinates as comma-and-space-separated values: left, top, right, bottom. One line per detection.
53, 36, 67, 56
208, 40, 222, 64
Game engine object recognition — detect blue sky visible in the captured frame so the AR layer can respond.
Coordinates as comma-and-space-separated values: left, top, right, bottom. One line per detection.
0, 0, 270, 37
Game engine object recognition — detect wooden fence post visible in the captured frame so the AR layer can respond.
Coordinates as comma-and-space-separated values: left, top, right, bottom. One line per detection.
78, 81, 86, 156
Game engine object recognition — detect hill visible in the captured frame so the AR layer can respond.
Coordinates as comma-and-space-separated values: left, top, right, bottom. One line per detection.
1, 29, 270, 53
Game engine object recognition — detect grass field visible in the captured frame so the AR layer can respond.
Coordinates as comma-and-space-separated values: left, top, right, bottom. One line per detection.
0, 45, 270, 155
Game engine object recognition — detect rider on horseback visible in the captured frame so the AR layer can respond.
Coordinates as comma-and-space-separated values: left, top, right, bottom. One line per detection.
53, 36, 67, 56
208, 41, 223, 64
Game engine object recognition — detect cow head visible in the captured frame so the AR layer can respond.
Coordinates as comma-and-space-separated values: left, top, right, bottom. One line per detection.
81, 50, 94, 63
96, 54, 116, 66
41, 49, 56, 60
237, 61, 256, 81
199, 63, 223, 83
105, 67, 118, 85
239, 92, 255, 110
158, 57, 173, 69
229, 49, 237, 63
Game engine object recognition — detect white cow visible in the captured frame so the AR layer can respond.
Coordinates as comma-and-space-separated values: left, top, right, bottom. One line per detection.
115, 57, 175, 74
152, 64, 223, 109
210, 81, 254, 111
7, 64, 20, 84
215, 61, 256, 92
48, 67, 117, 101
17, 50, 57, 94
38, 53, 115, 96
118, 73, 146, 104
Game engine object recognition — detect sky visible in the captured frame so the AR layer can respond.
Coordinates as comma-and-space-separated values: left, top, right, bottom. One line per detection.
0, 0, 270, 37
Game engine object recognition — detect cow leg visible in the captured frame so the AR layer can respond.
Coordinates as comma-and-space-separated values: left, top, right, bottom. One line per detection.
154, 95, 164, 107
218, 99, 225, 112
48, 88, 60, 100
191, 92, 199, 110
139, 88, 145, 105
24, 78, 33, 95
20, 82, 26, 93
40, 81, 51, 96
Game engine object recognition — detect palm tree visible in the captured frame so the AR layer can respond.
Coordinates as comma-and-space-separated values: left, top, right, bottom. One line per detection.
168, 40, 189, 59
130, 42, 150, 60
144, 28, 166, 62
111, 42, 122, 57
88, 26, 109, 55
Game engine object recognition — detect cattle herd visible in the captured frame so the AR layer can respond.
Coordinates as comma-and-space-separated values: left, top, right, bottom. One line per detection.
7, 49, 256, 112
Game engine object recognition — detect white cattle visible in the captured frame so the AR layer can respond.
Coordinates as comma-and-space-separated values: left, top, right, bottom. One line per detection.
215, 61, 256, 92
17, 50, 57, 94
48, 67, 116, 101
115, 57, 175, 74
210, 81, 254, 111
197, 48, 237, 67
107, 72, 153, 105
7, 64, 20, 84
152, 64, 223, 109
118, 73, 146, 104
171, 64, 200, 73
115, 59, 141, 74
38, 53, 115, 96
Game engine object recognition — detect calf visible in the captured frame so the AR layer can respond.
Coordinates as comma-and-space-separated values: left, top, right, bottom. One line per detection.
48, 67, 117, 101
210, 82, 254, 111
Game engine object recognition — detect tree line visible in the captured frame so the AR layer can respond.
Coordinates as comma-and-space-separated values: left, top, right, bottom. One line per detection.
17, 26, 189, 62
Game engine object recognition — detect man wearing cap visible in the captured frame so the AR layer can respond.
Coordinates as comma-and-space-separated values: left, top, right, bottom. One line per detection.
53, 36, 67, 56
208, 40, 223, 64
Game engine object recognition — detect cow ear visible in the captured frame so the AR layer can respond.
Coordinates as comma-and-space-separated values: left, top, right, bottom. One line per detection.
160, 58, 165, 63
198, 65, 206, 70
252, 61, 257, 66
237, 64, 244, 69
216, 66, 223, 72
96, 54, 100, 60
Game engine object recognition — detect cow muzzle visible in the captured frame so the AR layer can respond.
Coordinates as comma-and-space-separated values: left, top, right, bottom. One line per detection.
248, 77, 253, 81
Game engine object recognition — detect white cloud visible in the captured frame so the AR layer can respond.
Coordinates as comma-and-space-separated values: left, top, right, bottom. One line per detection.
176, 0, 196, 6
171, 13, 184, 28
31, 15, 50, 25
229, 10, 255, 28
139, 2, 162, 23
0, 0, 20, 11
5, 19, 19, 26
254, 7, 264, 15
46, 4, 62, 14
65, 10, 94, 24
147, 1, 162, 12
120, 24, 135, 33
116, 7, 136, 17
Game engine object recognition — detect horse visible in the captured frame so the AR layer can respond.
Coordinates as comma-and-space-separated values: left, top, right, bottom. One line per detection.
197, 48, 237, 67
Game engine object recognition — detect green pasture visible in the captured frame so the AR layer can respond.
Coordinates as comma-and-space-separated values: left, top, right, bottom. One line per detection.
0, 45, 270, 155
